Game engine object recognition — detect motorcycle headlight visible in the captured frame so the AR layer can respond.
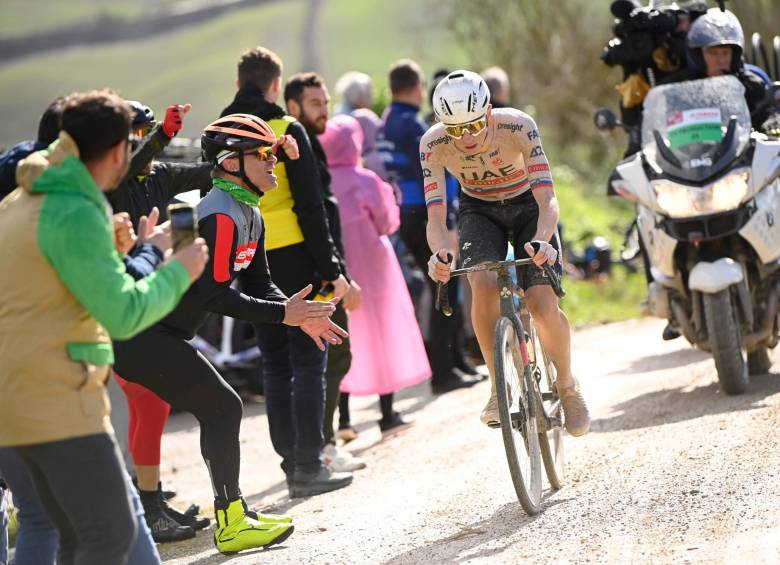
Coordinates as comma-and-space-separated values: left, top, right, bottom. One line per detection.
653, 170, 749, 218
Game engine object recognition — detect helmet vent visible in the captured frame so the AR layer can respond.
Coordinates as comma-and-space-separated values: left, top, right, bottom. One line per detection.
449, 72, 464, 79
442, 99, 453, 115
467, 93, 473, 112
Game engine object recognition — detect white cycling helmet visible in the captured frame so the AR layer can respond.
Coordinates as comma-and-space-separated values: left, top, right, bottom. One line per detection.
432, 70, 491, 126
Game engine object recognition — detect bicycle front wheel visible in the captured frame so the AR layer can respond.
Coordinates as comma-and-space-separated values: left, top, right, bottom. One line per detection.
494, 316, 543, 515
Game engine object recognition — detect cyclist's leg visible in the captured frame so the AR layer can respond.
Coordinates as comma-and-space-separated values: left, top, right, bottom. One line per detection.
516, 226, 590, 435
458, 198, 510, 390
113, 326, 244, 505
514, 223, 572, 386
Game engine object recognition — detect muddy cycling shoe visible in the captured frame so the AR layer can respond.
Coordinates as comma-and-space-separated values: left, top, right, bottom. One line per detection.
214, 498, 294, 555
557, 378, 590, 437
289, 465, 353, 498
480, 392, 500, 428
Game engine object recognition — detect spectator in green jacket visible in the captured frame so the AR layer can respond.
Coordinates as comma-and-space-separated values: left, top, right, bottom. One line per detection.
0, 89, 208, 565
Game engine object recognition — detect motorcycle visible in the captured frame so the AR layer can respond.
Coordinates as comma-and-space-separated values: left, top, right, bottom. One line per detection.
594, 75, 780, 394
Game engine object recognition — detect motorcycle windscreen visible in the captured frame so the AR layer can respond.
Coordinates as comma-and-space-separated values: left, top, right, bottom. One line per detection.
641, 76, 751, 183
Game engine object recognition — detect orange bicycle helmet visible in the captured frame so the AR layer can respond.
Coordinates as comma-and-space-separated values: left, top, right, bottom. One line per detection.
202, 113, 277, 195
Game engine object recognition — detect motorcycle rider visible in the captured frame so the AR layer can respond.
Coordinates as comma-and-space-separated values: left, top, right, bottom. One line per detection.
660, 8, 774, 130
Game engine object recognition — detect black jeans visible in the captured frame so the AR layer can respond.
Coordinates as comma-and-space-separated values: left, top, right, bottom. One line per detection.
113, 325, 244, 504
14, 434, 136, 565
255, 323, 327, 476
400, 206, 465, 382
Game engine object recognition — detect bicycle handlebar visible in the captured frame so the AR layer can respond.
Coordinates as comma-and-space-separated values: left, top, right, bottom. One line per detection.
435, 253, 566, 317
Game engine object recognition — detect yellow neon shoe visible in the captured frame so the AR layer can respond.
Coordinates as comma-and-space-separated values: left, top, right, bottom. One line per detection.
214, 499, 294, 555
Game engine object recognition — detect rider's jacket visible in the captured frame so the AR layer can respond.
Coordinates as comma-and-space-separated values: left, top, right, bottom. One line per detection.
419, 108, 555, 209
160, 180, 287, 339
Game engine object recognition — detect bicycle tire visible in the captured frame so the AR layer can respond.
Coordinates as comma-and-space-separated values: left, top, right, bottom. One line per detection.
494, 316, 543, 515
529, 323, 565, 490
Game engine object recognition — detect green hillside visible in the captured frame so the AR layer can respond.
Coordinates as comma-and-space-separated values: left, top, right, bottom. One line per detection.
0, 0, 176, 37
0, 0, 469, 148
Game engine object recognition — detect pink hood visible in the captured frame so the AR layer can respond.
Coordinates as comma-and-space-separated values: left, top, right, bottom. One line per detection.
319, 114, 364, 168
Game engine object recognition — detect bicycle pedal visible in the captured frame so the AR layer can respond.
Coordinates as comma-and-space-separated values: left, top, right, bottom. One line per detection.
541, 391, 556, 401
487, 421, 501, 429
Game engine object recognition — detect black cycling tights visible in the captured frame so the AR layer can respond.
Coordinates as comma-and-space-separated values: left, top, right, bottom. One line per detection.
113, 325, 243, 504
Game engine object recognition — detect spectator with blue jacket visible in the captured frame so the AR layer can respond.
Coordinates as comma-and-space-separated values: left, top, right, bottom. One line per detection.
380, 59, 478, 394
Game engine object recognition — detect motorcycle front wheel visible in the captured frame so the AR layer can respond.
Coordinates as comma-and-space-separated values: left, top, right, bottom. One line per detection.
703, 289, 748, 395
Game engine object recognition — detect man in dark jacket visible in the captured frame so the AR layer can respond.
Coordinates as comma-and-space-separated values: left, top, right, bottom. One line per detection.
107, 101, 213, 230
221, 46, 352, 498
284, 72, 368, 471
380, 59, 480, 394
0, 96, 64, 200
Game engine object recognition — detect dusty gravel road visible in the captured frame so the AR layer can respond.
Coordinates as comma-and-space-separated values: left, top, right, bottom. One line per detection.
158, 318, 780, 564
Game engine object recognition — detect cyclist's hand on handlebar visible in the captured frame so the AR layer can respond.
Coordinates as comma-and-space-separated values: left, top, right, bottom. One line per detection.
283, 284, 337, 326
428, 249, 454, 283
524, 240, 557, 267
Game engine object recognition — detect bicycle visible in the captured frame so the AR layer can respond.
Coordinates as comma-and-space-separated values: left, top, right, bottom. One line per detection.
436, 243, 566, 515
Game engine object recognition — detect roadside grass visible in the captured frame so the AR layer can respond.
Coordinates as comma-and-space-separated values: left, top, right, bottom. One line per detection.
562, 267, 645, 327
555, 175, 643, 327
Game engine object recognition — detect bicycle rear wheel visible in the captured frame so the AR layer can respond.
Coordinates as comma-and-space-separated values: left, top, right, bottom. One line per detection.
494, 316, 543, 515
529, 323, 565, 489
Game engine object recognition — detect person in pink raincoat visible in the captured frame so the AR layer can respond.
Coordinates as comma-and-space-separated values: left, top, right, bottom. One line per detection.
319, 114, 431, 434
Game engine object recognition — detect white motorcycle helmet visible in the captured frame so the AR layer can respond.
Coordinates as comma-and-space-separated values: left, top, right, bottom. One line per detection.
432, 70, 491, 126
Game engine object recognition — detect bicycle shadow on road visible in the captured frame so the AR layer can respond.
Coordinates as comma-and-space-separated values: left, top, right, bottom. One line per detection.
383, 496, 573, 564
592, 371, 780, 434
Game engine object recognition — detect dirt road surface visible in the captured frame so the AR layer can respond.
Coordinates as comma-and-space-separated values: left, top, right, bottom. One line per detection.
158, 318, 780, 564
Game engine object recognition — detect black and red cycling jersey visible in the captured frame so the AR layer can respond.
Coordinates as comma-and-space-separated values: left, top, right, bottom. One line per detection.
161, 185, 287, 338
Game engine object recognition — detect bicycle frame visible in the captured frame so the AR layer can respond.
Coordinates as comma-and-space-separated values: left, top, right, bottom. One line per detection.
439, 256, 565, 433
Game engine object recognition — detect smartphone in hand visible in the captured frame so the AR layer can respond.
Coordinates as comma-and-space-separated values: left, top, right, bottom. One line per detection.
167, 203, 198, 252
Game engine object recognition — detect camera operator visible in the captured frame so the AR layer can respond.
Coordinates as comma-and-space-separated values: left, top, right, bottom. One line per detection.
601, 0, 708, 155
659, 8, 775, 131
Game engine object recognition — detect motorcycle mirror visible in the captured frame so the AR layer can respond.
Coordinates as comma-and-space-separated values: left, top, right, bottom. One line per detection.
593, 108, 619, 131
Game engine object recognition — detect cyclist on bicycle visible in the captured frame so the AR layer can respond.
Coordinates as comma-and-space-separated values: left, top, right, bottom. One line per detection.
424, 70, 590, 436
